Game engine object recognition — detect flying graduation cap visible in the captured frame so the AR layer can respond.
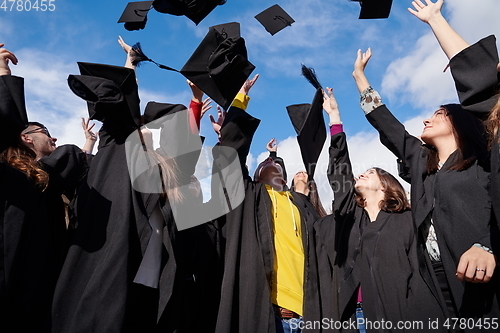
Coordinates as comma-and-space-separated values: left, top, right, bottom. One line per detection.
255, 4, 295, 35
152, 0, 226, 25
131, 22, 255, 110
118, 1, 154, 31
68, 63, 142, 130
351, 0, 393, 19
286, 65, 326, 179
119, 0, 226, 30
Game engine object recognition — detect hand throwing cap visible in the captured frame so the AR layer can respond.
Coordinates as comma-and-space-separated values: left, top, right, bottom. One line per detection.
180, 22, 255, 110
118, 1, 154, 31
255, 4, 295, 35
286, 88, 326, 179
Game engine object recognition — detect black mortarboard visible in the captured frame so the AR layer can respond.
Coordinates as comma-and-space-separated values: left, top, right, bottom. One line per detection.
152, 0, 223, 25
212, 21, 240, 39
118, 1, 154, 31
255, 4, 295, 36
68, 63, 141, 129
0, 75, 28, 152
286, 89, 326, 179
353, 0, 392, 19
143, 101, 187, 127
180, 22, 255, 110
449, 35, 500, 115
143, 102, 204, 180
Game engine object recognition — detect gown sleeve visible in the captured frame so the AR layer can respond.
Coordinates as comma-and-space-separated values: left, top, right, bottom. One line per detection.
449, 35, 500, 115
0, 75, 28, 153
39, 144, 88, 197
365, 105, 424, 178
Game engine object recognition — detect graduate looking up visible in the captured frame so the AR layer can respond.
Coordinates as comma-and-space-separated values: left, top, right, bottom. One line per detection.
314, 87, 445, 330
0, 44, 87, 332
265, 137, 328, 218
352, 45, 499, 322
20, 121, 57, 160
211, 74, 324, 333
410, 0, 500, 273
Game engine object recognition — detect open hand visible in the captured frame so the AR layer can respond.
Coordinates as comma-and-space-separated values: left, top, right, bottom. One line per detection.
209, 105, 227, 137
238, 74, 260, 96
408, 0, 444, 24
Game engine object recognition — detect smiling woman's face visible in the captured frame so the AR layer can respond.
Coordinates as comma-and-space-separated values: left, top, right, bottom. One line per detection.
354, 168, 383, 194
420, 108, 454, 146
293, 170, 307, 184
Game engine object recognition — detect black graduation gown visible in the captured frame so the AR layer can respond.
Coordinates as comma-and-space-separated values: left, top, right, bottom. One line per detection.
52, 68, 181, 333
366, 105, 500, 328
315, 132, 444, 333
447, 35, 500, 257
0, 75, 87, 333
0, 145, 86, 333
212, 106, 323, 333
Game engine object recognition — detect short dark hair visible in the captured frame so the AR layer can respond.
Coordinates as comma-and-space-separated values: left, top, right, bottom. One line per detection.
27, 121, 46, 128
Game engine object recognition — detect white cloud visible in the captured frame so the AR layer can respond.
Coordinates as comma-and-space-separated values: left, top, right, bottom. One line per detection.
12, 48, 90, 148
0, 20, 12, 38
381, 0, 500, 109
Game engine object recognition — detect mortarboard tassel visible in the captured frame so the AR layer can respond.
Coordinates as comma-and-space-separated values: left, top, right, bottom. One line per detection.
131, 43, 179, 72
301, 64, 322, 90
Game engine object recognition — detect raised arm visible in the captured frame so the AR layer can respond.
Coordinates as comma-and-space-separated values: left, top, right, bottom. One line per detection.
118, 36, 137, 70
215, 74, 261, 177
187, 79, 212, 134
0, 45, 28, 153
408, 0, 469, 59
323, 88, 355, 218
352, 49, 423, 175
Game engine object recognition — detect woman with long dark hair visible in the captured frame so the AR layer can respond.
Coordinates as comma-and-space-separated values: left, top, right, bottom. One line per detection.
314, 88, 443, 331
290, 171, 327, 218
352, 44, 499, 326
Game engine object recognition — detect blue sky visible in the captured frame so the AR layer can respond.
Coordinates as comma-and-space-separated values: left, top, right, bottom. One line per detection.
2, 0, 500, 209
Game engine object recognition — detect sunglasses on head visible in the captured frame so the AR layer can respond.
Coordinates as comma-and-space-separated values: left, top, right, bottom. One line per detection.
23, 126, 51, 138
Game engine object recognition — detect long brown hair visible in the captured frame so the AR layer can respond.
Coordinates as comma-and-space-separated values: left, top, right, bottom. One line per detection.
355, 167, 410, 213
291, 178, 327, 218
424, 104, 488, 174
486, 95, 500, 148
0, 140, 49, 189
